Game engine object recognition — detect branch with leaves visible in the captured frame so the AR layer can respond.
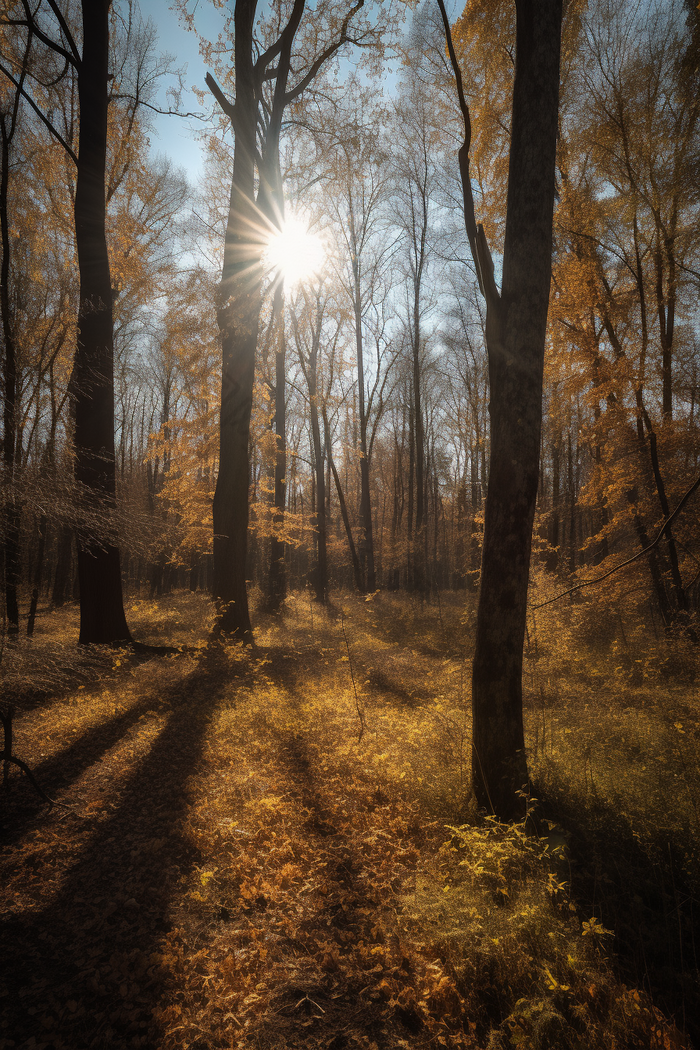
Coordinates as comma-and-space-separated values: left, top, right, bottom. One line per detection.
531, 471, 700, 609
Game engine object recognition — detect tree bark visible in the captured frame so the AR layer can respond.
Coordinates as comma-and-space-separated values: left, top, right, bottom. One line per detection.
211, 0, 259, 642
73, 0, 131, 644
353, 264, 376, 592
324, 408, 363, 592
0, 111, 20, 632
470, 0, 563, 819
267, 283, 287, 610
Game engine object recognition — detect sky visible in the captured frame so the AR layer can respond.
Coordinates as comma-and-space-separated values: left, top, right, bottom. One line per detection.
138, 0, 227, 183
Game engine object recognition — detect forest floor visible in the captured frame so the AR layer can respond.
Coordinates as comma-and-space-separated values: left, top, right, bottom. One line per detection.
0, 589, 699, 1050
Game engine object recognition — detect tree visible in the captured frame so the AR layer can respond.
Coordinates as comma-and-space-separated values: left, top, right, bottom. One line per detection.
0, 0, 174, 643
325, 98, 396, 593
440, 0, 563, 818
202, 0, 383, 639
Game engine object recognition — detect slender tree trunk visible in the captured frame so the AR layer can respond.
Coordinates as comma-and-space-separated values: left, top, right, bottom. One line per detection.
73, 1, 131, 644
324, 409, 362, 591
471, 0, 563, 819
412, 301, 426, 595
354, 278, 376, 592
51, 525, 73, 608
627, 486, 673, 630
407, 389, 415, 587
27, 514, 47, 637
267, 282, 287, 610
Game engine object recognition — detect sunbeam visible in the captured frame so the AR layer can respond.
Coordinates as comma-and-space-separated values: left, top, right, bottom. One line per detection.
265, 214, 325, 289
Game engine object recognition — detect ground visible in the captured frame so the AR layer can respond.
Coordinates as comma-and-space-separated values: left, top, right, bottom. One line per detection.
0, 590, 698, 1049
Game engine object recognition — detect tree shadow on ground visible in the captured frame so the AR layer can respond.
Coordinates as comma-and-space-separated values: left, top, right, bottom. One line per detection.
237, 724, 427, 1050
536, 782, 700, 1048
0, 645, 234, 1049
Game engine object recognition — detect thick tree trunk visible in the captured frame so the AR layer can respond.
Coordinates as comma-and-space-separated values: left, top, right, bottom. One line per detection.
471, 0, 563, 820
73, 1, 131, 644
211, 0, 259, 642
1, 113, 20, 632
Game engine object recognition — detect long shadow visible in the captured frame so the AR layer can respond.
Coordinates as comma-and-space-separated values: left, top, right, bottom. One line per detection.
242, 723, 425, 1048
537, 782, 700, 1047
366, 667, 428, 709
0, 642, 191, 717
0, 645, 233, 1049
0, 692, 164, 846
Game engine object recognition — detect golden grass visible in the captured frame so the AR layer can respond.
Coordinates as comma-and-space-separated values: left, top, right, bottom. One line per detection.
0, 589, 697, 1049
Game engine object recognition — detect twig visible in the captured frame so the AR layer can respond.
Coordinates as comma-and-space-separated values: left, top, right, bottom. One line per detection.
531, 471, 700, 609
1, 705, 69, 807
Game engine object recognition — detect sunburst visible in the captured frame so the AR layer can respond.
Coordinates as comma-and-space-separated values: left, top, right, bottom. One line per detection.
265, 214, 325, 289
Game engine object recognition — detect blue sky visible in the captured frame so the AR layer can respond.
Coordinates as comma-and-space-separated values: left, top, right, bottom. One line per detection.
138, 0, 226, 182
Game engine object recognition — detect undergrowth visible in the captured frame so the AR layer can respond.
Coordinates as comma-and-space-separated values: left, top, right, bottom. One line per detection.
0, 589, 697, 1049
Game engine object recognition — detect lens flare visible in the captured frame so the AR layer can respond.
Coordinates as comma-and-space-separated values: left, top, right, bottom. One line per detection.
265, 215, 325, 289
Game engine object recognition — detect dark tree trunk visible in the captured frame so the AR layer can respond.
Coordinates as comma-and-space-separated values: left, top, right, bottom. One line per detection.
51, 525, 73, 607
324, 409, 362, 592
353, 277, 376, 593
1, 111, 20, 632
407, 390, 415, 587
210, 1, 259, 642
27, 514, 47, 637
469, 0, 563, 819
412, 290, 426, 596
73, 0, 131, 644
267, 284, 287, 610
627, 487, 673, 631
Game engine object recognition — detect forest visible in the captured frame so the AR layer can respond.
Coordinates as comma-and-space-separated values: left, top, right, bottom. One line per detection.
0, 0, 699, 1047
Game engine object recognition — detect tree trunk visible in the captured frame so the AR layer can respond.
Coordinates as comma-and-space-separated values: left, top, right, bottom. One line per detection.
1, 113, 19, 633
470, 0, 563, 819
324, 409, 362, 592
412, 284, 426, 596
267, 283, 287, 610
211, 0, 259, 642
51, 525, 73, 608
73, 0, 131, 644
27, 514, 47, 637
354, 277, 376, 593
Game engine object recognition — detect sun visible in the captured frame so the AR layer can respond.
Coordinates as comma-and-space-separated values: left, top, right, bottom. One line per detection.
265, 214, 325, 289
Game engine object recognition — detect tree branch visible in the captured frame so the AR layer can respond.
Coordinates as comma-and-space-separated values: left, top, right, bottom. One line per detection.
284, 0, 366, 104
0, 60, 77, 165
436, 0, 499, 312
205, 71, 236, 123
531, 471, 700, 609
44, 0, 81, 65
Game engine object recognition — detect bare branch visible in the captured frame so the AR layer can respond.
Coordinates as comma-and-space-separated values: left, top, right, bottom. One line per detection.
205, 71, 236, 123
285, 0, 366, 105
45, 0, 81, 65
0, 59, 77, 165
436, 0, 499, 312
531, 471, 700, 609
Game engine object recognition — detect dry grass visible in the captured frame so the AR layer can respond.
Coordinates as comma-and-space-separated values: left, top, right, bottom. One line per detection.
0, 589, 697, 1049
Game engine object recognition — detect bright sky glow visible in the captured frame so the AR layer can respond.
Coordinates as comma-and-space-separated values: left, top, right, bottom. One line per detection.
265, 216, 325, 290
